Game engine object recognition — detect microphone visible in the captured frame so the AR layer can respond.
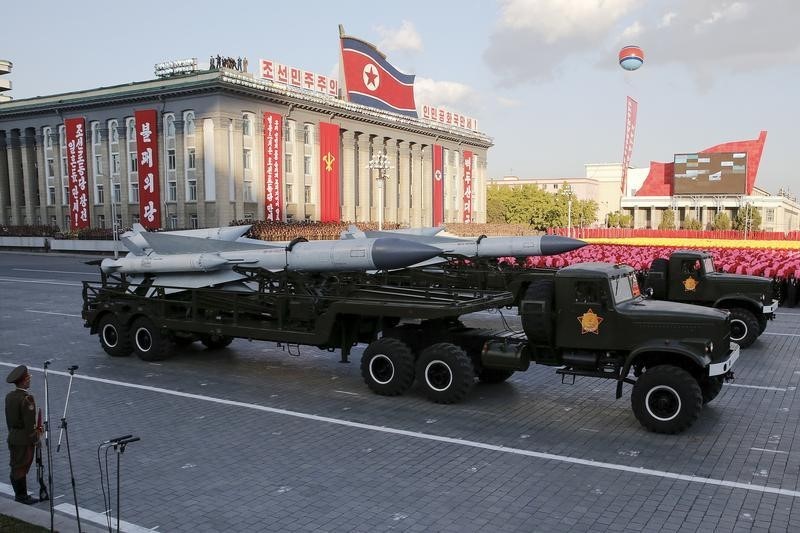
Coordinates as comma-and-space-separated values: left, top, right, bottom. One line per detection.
67, 365, 79, 371
118, 437, 140, 445
43, 360, 53, 368
101, 435, 133, 445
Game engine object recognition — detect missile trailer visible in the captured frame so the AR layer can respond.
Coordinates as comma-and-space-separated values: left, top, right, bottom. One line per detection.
82, 262, 738, 434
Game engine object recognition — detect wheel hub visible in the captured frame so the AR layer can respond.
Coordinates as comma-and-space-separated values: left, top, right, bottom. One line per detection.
645, 385, 681, 421
135, 328, 153, 352
101, 324, 118, 348
424, 360, 453, 392
730, 319, 746, 342
369, 354, 395, 385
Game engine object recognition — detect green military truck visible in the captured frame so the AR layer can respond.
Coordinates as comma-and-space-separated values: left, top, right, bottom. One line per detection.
83, 262, 738, 434
643, 250, 778, 348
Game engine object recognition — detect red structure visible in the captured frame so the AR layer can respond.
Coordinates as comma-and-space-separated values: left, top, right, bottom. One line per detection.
635, 131, 767, 196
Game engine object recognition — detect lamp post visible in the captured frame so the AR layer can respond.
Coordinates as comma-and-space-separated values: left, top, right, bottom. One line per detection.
368, 153, 391, 230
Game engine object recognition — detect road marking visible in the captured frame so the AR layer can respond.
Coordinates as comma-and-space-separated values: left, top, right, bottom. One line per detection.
334, 390, 361, 396
0, 277, 81, 287
25, 309, 82, 318
4, 362, 799, 499
13, 268, 94, 275
55, 503, 156, 533
763, 332, 800, 338
728, 383, 787, 392
751, 448, 789, 455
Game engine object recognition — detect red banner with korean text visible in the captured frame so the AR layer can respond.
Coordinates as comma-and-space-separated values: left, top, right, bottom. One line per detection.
318, 122, 341, 222
462, 150, 473, 223
263, 112, 283, 221
134, 109, 161, 229
65, 117, 90, 229
621, 96, 638, 193
432, 144, 444, 226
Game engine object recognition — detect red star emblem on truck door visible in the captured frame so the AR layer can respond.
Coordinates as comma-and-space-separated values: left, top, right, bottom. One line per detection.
578, 309, 604, 335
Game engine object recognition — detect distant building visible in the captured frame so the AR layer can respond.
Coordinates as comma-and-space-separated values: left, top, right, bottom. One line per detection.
0, 60, 11, 103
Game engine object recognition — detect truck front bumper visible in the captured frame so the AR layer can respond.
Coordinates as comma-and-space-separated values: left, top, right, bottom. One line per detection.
762, 300, 779, 314
708, 342, 740, 377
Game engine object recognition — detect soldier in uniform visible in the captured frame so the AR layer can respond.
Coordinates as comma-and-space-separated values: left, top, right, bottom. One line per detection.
5, 365, 39, 504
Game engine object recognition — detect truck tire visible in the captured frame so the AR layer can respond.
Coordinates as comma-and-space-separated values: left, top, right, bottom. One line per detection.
631, 365, 702, 434
361, 338, 415, 396
201, 334, 233, 350
477, 368, 515, 384
131, 317, 173, 362
98, 314, 133, 357
729, 308, 759, 348
417, 343, 475, 404
521, 279, 555, 345
699, 376, 724, 404
757, 314, 769, 334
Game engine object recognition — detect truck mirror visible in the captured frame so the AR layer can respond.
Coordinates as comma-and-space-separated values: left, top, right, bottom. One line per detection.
645, 287, 654, 298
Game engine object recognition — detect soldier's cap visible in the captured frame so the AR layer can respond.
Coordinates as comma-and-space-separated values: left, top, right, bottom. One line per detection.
6, 365, 29, 384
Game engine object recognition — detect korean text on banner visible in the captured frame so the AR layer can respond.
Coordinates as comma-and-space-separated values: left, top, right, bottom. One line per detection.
134, 109, 162, 229
432, 144, 444, 227
621, 96, 638, 193
318, 122, 341, 222
65, 117, 90, 229
462, 151, 473, 223
263, 112, 283, 222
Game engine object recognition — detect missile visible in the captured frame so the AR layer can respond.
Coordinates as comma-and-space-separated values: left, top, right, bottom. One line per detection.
100, 253, 230, 274
120, 224, 252, 255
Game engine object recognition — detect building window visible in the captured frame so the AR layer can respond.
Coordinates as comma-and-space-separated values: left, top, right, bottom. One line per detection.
91, 122, 101, 145
111, 153, 120, 175
187, 148, 196, 170
97, 214, 105, 228
242, 114, 252, 137
112, 182, 121, 204
286, 183, 293, 203
303, 123, 312, 145
130, 183, 139, 203
168, 149, 176, 170
767, 208, 775, 223
284, 153, 293, 174
165, 115, 175, 138
44, 128, 53, 150
184, 111, 195, 135
188, 180, 197, 201
303, 155, 312, 175
126, 119, 136, 141
48, 187, 56, 206
284, 120, 295, 142
94, 154, 102, 176
244, 213, 254, 221
169, 214, 178, 229
131, 213, 140, 225
109, 121, 119, 144
129, 152, 138, 172
46, 158, 55, 178
96, 184, 104, 205
243, 149, 252, 170
304, 185, 311, 203
244, 182, 254, 202
190, 214, 198, 229
168, 182, 177, 202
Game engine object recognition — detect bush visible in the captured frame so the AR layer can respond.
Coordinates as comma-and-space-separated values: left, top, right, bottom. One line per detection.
712, 212, 732, 231
683, 217, 702, 230
658, 210, 676, 230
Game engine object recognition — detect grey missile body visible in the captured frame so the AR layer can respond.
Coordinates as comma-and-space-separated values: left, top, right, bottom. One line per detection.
100, 253, 230, 274
121, 224, 252, 254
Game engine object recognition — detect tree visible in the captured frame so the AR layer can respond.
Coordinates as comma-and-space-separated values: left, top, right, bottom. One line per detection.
733, 205, 762, 232
618, 213, 633, 228
683, 217, 702, 230
658, 209, 676, 230
712, 212, 732, 230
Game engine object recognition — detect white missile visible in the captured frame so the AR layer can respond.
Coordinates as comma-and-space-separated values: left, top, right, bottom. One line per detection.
100, 253, 230, 274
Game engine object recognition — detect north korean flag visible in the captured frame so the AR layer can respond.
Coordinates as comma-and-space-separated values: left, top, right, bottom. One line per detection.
340, 36, 418, 118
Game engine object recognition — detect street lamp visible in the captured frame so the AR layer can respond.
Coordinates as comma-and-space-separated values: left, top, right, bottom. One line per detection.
368, 153, 391, 230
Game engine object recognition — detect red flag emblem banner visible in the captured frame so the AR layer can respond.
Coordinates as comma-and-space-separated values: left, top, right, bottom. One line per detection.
462, 151, 473, 223
340, 35, 417, 118
134, 109, 161, 229
65, 117, 90, 230
621, 96, 638, 193
318, 122, 341, 222
432, 144, 444, 226
263, 112, 283, 221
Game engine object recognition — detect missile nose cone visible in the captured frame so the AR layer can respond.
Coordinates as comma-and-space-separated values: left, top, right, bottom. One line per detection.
371, 238, 442, 269
539, 235, 587, 256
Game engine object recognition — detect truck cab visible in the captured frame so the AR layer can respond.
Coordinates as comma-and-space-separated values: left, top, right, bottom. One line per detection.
644, 250, 778, 347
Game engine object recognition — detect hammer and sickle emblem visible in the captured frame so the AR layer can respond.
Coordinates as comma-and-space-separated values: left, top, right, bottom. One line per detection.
323, 152, 335, 172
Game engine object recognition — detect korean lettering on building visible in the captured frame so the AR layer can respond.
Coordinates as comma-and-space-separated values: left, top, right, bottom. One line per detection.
65, 117, 90, 230
259, 59, 338, 98
134, 110, 162, 228
462, 151, 474, 223
263, 112, 283, 221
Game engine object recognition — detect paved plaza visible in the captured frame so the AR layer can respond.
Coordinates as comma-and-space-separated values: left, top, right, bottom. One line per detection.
1, 251, 799, 532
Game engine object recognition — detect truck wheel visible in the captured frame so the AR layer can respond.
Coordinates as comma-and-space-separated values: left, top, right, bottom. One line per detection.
98, 315, 132, 357
699, 376, 724, 404
631, 365, 702, 434
131, 317, 173, 362
477, 368, 515, 384
521, 279, 555, 345
361, 338, 415, 396
729, 308, 759, 348
201, 334, 233, 350
417, 343, 475, 404
757, 314, 769, 334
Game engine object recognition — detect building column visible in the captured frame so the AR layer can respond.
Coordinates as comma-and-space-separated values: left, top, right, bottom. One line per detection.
212, 116, 234, 226
341, 130, 356, 222
0, 131, 8, 224
370, 137, 385, 224
410, 143, 423, 227
7, 130, 23, 224
421, 145, 432, 227
174, 120, 186, 226
20, 130, 38, 224
385, 138, 398, 225
35, 132, 48, 225
356, 133, 371, 224
194, 117, 208, 226
398, 141, 410, 226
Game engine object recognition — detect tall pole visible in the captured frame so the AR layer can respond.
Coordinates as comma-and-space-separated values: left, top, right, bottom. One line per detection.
378, 172, 384, 231
368, 153, 391, 231
567, 199, 572, 238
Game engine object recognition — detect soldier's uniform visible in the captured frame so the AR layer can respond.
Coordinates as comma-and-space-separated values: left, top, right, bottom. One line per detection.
5, 365, 38, 504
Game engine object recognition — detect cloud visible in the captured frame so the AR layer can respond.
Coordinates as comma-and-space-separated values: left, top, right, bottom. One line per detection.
621, 21, 643, 40
413, 77, 479, 111
375, 21, 423, 53
658, 12, 677, 27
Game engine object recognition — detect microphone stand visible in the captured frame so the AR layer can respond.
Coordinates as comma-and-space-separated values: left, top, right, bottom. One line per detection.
113, 437, 139, 533
97, 435, 132, 533
56, 365, 82, 533
43, 360, 55, 532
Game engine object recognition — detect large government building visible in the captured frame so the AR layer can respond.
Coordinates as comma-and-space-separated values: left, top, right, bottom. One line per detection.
0, 57, 491, 231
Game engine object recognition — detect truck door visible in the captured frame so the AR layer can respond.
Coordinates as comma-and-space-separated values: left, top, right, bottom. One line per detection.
557, 279, 614, 350
670, 256, 703, 303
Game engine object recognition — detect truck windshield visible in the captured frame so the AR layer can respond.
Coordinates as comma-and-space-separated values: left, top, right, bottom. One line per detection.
702, 257, 715, 273
611, 274, 636, 303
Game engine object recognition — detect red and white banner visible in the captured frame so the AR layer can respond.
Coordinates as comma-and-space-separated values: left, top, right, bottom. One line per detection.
135, 109, 161, 229
263, 112, 283, 222
621, 96, 638, 193
259, 58, 338, 97
318, 122, 341, 222
65, 117, 89, 230
432, 144, 444, 226
462, 151, 473, 223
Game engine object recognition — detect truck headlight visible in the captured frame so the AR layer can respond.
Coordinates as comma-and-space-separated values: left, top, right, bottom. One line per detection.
706, 342, 714, 353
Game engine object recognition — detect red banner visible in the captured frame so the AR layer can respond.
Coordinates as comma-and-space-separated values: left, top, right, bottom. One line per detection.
621, 96, 638, 193
263, 112, 283, 221
135, 109, 161, 229
318, 122, 341, 222
432, 144, 444, 226
462, 150, 473, 223
65, 117, 90, 229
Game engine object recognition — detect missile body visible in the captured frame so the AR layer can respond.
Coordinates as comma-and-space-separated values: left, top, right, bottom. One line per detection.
121, 225, 252, 253
100, 253, 230, 274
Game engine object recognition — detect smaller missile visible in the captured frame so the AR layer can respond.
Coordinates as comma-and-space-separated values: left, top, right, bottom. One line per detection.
100, 253, 230, 274
121, 225, 252, 255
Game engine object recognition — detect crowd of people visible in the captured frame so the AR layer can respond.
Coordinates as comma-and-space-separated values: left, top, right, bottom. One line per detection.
235, 220, 402, 241
209, 55, 248, 72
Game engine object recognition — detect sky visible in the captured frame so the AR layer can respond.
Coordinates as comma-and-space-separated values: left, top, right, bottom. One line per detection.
2, 0, 799, 194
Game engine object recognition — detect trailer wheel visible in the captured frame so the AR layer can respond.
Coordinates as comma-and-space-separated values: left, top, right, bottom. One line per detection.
201, 334, 233, 350
699, 376, 724, 404
361, 338, 415, 396
631, 365, 702, 434
729, 308, 759, 348
98, 315, 132, 357
417, 343, 475, 404
131, 317, 173, 362
477, 368, 515, 384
